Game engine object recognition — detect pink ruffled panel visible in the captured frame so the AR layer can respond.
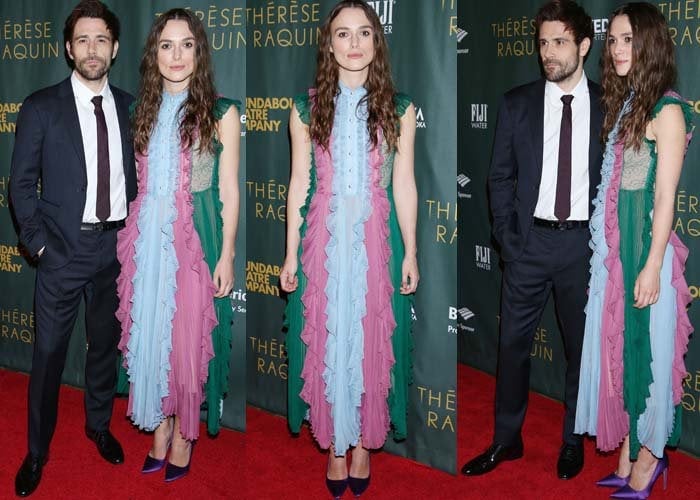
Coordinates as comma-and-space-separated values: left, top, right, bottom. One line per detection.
160, 148, 217, 441
359, 138, 396, 449
668, 233, 693, 405
299, 141, 334, 448
597, 140, 629, 451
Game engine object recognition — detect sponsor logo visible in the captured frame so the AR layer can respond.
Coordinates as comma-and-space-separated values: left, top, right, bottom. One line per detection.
415, 106, 426, 129
457, 173, 471, 199
475, 244, 491, 271
593, 18, 609, 41
471, 104, 488, 129
367, 0, 394, 34
231, 288, 246, 314
449, 306, 474, 333
457, 27, 469, 54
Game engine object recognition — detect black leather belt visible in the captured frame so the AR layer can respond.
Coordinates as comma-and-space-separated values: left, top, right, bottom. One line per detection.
80, 220, 126, 231
533, 217, 588, 230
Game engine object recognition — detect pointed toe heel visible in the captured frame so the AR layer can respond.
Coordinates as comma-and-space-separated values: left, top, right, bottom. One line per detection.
325, 477, 348, 499
348, 474, 370, 497
141, 454, 166, 474
596, 472, 630, 488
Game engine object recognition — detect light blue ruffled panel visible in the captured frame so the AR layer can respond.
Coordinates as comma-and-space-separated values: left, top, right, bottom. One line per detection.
323, 81, 372, 456
574, 97, 632, 435
125, 90, 186, 431
638, 244, 677, 457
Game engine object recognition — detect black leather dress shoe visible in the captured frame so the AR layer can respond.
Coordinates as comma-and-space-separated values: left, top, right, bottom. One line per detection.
557, 443, 584, 479
15, 454, 47, 497
86, 429, 124, 464
461, 442, 524, 476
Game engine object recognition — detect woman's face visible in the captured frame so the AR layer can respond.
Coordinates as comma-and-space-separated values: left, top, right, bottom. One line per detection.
157, 19, 196, 92
607, 14, 633, 77
329, 7, 375, 77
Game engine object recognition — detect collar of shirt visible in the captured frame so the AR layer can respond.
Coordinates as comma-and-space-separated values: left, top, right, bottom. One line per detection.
70, 71, 113, 107
545, 71, 588, 108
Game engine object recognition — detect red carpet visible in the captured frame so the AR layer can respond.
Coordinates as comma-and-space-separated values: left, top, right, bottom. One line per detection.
1, 366, 697, 499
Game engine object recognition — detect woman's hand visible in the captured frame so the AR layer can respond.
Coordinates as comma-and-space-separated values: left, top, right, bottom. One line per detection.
213, 258, 234, 298
633, 264, 660, 308
280, 257, 299, 293
400, 255, 419, 295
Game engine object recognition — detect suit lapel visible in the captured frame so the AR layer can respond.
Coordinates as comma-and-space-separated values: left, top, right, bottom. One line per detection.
528, 80, 546, 181
57, 78, 87, 181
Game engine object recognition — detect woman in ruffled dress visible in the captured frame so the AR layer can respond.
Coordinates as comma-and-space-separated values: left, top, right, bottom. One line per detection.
574, 3, 693, 499
116, 8, 240, 481
279, 1, 418, 498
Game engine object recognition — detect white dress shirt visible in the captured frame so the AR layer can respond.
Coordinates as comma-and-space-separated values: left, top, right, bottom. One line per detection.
71, 71, 127, 223
534, 72, 591, 221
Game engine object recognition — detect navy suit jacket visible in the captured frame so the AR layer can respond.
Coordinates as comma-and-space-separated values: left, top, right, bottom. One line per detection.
9, 77, 137, 269
488, 78, 603, 262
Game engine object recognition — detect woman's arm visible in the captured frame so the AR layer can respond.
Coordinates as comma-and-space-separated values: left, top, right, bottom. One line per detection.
213, 105, 241, 298
279, 103, 312, 293
634, 103, 687, 308
392, 103, 419, 295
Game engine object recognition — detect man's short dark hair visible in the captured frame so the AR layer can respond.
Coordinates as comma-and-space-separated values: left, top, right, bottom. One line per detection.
535, 0, 593, 45
63, 0, 120, 44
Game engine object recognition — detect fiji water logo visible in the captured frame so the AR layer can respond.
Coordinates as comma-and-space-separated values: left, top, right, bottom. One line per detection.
471, 104, 487, 129
367, 0, 394, 34
475, 244, 491, 270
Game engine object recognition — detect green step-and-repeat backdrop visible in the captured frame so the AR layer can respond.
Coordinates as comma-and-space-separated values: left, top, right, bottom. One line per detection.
245, 0, 458, 473
0, 0, 247, 431
458, 0, 700, 457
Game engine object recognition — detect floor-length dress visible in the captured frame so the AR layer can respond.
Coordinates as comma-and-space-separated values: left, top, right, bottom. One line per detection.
117, 93, 239, 439
575, 92, 693, 459
286, 84, 413, 455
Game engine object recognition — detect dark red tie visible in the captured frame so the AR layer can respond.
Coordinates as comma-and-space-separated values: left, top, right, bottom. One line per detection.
554, 94, 574, 221
91, 96, 110, 222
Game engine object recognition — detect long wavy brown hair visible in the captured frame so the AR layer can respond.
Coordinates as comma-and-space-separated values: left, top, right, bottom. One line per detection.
310, 0, 399, 152
601, 2, 676, 149
133, 8, 217, 155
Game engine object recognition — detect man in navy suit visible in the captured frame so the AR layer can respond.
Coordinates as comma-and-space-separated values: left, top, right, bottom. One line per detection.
9, 1, 136, 496
462, 0, 602, 480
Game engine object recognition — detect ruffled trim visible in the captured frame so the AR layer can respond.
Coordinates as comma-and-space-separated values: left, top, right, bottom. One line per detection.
321, 89, 370, 454
359, 132, 396, 449
299, 138, 334, 449
593, 97, 634, 451
646, 90, 694, 407
162, 145, 217, 441
117, 102, 181, 432
669, 234, 693, 403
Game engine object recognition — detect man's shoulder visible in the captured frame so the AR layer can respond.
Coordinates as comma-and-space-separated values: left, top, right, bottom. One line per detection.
502, 79, 544, 104
22, 78, 71, 108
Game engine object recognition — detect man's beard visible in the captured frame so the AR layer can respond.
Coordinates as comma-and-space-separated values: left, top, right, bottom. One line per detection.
543, 57, 578, 83
74, 56, 110, 81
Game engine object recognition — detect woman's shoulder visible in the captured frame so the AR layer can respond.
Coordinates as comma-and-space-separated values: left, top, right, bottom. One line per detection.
393, 92, 412, 117
652, 90, 693, 132
292, 90, 314, 125
213, 96, 241, 121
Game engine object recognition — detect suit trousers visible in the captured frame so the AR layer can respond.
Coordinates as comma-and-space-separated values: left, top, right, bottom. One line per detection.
28, 228, 121, 457
493, 224, 590, 447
